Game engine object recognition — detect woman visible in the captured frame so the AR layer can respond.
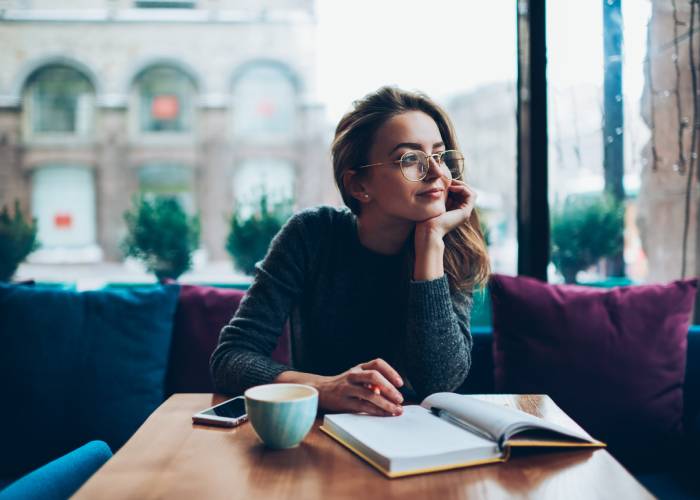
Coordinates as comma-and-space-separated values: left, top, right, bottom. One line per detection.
210, 86, 489, 417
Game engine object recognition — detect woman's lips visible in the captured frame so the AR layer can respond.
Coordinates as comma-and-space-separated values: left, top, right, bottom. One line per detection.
416, 189, 444, 199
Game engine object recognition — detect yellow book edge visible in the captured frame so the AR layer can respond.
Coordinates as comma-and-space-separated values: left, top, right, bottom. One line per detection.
505, 439, 606, 448
319, 425, 508, 479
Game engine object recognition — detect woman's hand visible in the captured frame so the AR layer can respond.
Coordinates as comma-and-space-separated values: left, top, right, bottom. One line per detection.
275, 358, 404, 416
411, 179, 475, 281
415, 179, 477, 241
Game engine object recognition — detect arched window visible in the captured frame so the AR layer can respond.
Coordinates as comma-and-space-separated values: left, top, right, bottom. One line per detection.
24, 65, 95, 136
138, 163, 196, 214
31, 165, 97, 249
233, 159, 295, 219
134, 66, 196, 133
232, 64, 297, 141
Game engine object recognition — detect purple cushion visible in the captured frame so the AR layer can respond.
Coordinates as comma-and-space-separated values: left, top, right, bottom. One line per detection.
489, 274, 697, 463
165, 285, 291, 395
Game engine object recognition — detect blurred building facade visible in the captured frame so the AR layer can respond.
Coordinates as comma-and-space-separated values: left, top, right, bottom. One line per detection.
0, 0, 337, 263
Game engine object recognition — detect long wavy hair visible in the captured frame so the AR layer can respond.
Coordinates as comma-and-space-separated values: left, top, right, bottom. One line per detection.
331, 86, 490, 294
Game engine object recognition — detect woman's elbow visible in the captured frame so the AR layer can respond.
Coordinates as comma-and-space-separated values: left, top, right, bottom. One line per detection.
209, 346, 237, 394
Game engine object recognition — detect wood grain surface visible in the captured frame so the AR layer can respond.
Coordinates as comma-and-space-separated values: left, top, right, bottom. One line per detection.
73, 394, 652, 500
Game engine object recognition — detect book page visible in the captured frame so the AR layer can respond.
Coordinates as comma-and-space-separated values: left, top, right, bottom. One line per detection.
323, 405, 498, 461
421, 393, 594, 444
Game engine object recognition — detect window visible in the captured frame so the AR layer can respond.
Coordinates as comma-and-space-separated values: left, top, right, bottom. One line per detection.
233, 159, 295, 219
545, 0, 688, 285
138, 163, 196, 214
316, 1, 518, 275
25, 65, 94, 136
31, 166, 97, 249
447, 84, 517, 274
232, 64, 297, 141
135, 65, 196, 133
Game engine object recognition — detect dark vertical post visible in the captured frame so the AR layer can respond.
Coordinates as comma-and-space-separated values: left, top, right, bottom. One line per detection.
517, 0, 549, 281
603, 0, 626, 276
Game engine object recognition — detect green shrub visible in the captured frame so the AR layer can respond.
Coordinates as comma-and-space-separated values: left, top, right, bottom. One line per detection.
121, 196, 200, 281
551, 194, 624, 283
0, 200, 39, 282
226, 195, 292, 275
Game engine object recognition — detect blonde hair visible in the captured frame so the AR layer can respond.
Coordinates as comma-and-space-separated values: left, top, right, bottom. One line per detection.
331, 86, 490, 294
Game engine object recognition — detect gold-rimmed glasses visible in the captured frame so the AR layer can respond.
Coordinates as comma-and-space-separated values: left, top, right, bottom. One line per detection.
355, 150, 465, 182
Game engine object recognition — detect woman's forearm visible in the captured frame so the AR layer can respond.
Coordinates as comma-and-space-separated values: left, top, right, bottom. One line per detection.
273, 370, 328, 389
413, 232, 445, 281
404, 271, 473, 398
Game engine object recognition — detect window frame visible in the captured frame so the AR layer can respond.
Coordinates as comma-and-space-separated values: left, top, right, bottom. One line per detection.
517, 0, 549, 281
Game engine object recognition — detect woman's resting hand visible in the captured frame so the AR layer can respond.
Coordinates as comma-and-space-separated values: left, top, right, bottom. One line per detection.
274, 358, 404, 416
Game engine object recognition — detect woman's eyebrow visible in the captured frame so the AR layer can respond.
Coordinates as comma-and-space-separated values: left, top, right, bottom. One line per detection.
388, 141, 445, 156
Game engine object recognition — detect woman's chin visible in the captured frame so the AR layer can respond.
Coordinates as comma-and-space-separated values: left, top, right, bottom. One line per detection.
412, 204, 446, 220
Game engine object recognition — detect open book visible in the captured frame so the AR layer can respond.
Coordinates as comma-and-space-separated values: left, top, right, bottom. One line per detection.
320, 393, 605, 478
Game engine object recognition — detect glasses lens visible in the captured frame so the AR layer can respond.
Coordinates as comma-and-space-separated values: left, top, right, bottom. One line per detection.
400, 151, 427, 181
442, 150, 464, 179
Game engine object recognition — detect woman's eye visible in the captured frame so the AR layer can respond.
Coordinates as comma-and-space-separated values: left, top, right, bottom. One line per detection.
402, 153, 419, 163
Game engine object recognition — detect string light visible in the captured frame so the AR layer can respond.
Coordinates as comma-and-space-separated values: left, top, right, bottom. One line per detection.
646, 14, 659, 171
681, 0, 699, 278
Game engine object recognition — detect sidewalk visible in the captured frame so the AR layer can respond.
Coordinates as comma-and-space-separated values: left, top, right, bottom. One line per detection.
14, 260, 253, 291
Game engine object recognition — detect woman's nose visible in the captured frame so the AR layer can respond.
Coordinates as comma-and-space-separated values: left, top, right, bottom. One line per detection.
424, 156, 448, 181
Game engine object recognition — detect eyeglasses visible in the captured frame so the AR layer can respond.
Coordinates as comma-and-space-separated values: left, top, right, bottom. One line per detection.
356, 150, 465, 182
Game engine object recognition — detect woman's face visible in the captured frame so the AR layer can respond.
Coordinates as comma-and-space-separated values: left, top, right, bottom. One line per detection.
362, 111, 452, 222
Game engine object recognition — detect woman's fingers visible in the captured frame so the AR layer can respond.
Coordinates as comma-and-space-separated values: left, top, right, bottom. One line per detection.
344, 396, 394, 417
447, 184, 475, 217
348, 369, 403, 404
448, 183, 473, 204
344, 384, 403, 415
359, 358, 403, 387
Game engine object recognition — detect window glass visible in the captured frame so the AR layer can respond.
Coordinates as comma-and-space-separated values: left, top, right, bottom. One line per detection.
316, 1, 518, 275
31, 166, 96, 248
232, 65, 296, 140
27, 65, 94, 135
546, 1, 686, 285
136, 66, 195, 133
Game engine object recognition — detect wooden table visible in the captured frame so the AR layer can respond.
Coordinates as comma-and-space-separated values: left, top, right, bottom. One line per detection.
74, 394, 652, 499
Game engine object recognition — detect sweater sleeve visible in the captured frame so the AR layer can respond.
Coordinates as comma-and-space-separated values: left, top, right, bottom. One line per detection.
403, 274, 473, 399
210, 212, 312, 395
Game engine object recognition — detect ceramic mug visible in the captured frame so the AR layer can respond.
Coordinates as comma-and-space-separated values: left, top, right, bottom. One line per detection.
244, 383, 318, 449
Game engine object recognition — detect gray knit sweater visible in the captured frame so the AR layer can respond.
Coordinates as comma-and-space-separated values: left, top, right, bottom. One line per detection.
210, 205, 473, 400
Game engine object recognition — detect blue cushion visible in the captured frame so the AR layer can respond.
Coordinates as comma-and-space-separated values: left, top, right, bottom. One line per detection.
685, 327, 700, 430
0, 440, 112, 500
456, 328, 495, 394
0, 283, 180, 477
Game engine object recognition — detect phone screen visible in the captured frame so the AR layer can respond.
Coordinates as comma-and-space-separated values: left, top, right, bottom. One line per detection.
201, 398, 246, 418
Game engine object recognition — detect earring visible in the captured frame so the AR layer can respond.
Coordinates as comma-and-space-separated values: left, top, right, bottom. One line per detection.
363, 194, 370, 200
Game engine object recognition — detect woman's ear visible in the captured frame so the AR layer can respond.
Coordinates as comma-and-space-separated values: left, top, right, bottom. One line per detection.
343, 170, 372, 203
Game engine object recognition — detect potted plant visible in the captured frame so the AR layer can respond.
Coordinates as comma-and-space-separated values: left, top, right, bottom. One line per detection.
550, 194, 624, 284
121, 195, 200, 281
0, 200, 39, 282
226, 194, 292, 275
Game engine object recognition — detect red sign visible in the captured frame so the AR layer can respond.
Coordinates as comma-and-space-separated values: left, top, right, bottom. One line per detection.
54, 213, 72, 229
152, 95, 179, 120
256, 99, 276, 118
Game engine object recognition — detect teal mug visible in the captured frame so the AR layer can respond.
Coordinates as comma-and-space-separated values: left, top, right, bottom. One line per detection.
244, 383, 319, 449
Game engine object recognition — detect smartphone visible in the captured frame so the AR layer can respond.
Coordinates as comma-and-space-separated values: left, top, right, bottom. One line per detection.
192, 396, 248, 427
